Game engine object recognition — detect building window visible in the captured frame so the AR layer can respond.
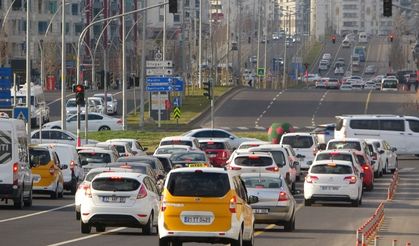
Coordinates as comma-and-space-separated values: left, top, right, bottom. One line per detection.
12, 0, 22, 10
159, 15, 164, 22
185, 0, 190, 7
174, 14, 180, 22
75, 23, 82, 35
38, 21, 48, 34
49, 0, 57, 14
72, 4, 78, 15
66, 23, 70, 34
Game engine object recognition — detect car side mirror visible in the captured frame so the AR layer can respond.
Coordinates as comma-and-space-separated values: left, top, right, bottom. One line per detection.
318, 143, 326, 150
61, 164, 68, 170
248, 195, 259, 205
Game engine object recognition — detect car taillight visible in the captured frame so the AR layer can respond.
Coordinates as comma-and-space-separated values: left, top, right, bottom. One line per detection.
278, 191, 288, 201
117, 119, 122, 124
84, 184, 92, 197
218, 151, 228, 159
227, 166, 242, 171
266, 166, 279, 172
49, 167, 55, 175
161, 200, 167, 212
12, 163, 18, 185
70, 160, 75, 170
137, 184, 147, 199
305, 175, 318, 183
363, 166, 369, 170
344, 176, 357, 184
229, 196, 237, 213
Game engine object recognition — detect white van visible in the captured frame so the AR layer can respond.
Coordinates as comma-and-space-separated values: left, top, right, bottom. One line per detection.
358, 32, 368, 43
11, 83, 50, 126
0, 118, 34, 208
335, 115, 419, 155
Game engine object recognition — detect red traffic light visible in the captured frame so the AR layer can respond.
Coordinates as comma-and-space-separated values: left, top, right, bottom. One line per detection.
74, 84, 84, 93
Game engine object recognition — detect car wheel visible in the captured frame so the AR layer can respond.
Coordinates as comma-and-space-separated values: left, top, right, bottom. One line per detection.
284, 213, 296, 232
243, 225, 255, 246
158, 238, 170, 246
291, 182, 296, 194
304, 199, 312, 206
76, 211, 81, 220
96, 225, 106, 233
142, 213, 154, 235
24, 186, 33, 207
231, 228, 243, 246
13, 191, 24, 209
98, 126, 111, 131
58, 185, 64, 198
172, 241, 182, 246
81, 221, 91, 234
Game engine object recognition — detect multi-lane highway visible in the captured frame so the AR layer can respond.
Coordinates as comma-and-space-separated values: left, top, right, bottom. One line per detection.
0, 159, 417, 246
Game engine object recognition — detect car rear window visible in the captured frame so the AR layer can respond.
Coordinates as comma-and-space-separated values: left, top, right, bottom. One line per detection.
92, 177, 140, 191
167, 172, 230, 197
156, 147, 187, 155
281, 136, 313, 148
327, 141, 361, 151
29, 149, 52, 166
200, 142, 226, 150
86, 171, 103, 182
311, 164, 353, 174
242, 176, 282, 189
79, 152, 112, 164
234, 156, 273, 167
356, 155, 366, 164
114, 145, 125, 154
316, 153, 353, 162
171, 152, 206, 162
161, 140, 192, 147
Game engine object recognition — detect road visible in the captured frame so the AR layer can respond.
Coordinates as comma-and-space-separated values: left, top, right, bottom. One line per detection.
0, 159, 417, 246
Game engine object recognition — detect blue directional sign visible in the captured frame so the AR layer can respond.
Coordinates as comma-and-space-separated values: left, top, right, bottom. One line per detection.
173, 96, 180, 107
146, 77, 173, 84
0, 68, 13, 108
146, 85, 172, 92
13, 107, 29, 123
172, 78, 184, 92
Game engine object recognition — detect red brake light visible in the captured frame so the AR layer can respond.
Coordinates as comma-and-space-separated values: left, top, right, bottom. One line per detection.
161, 200, 167, 212
85, 184, 92, 197
305, 175, 318, 183
110, 176, 123, 180
227, 166, 242, 171
255, 185, 264, 189
363, 166, 369, 170
266, 166, 279, 172
278, 191, 288, 201
229, 196, 237, 213
137, 184, 147, 199
13, 163, 18, 173
344, 176, 357, 184
207, 141, 214, 144
12, 163, 19, 185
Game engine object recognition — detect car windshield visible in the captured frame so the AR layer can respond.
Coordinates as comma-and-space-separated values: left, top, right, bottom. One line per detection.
316, 153, 353, 162
95, 95, 112, 102
382, 80, 398, 88
234, 156, 273, 167
281, 136, 313, 148
79, 152, 112, 164
156, 147, 187, 155
171, 152, 206, 162
328, 141, 361, 151
92, 177, 140, 191
167, 172, 230, 197
242, 176, 282, 189
160, 140, 192, 147
29, 149, 51, 166
311, 164, 353, 174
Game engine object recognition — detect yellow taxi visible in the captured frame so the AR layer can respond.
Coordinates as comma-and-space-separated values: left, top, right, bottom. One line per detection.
158, 167, 258, 246
29, 145, 64, 199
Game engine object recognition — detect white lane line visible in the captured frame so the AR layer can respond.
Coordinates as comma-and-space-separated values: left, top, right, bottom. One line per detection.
47, 227, 127, 246
364, 90, 372, 114
311, 90, 328, 127
255, 90, 285, 128
0, 203, 74, 223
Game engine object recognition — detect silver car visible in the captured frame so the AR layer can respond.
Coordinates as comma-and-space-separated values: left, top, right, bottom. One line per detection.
241, 173, 296, 231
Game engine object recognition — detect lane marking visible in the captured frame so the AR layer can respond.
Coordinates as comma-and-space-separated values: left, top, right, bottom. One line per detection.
0, 203, 74, 223
364, 90, 373, 114
255, 203, 304, 237
47, 227, 127, 246
254, 90, 285, 128
311, 90, 328, 127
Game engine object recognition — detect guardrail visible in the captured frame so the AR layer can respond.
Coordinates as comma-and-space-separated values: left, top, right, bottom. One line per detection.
387, 169, 399, 201
356, 202, 385, 246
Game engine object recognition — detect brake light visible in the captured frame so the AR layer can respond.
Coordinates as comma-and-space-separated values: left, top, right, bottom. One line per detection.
344, 176, 357, 184
266, 166, 279, 172
305, 175, 318, 183
229, 196, 237, 213
117, 119, 122, 124
227, 166, 242, 171
12, 163, 18, 186
161, 200, 167, 212
248, 155, 260, 159
278, 191, 288, 201
363, 166, 369, 170
13, 163, 18, 173
218, 151, 228, 159
137, 184, 147, 199
70, 160, 75, 170
84, 184, 92, 197
49, 167, 55, 175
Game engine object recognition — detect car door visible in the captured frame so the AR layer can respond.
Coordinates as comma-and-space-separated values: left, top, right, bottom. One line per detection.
61, 132, 76, 145
406, 119, 419, 155
66, 115, 79, 132
379, 119, 407, 154
88, 114, 103, 131
383, 141, 397, 168
143, 177, 160, 223
234, 177, 253, 238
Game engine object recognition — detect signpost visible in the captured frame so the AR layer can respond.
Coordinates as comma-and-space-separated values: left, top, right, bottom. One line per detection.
173, 106, 181, 125
0, 68, 13, 108
257, 67, 265, 77
13, 107, 29, 123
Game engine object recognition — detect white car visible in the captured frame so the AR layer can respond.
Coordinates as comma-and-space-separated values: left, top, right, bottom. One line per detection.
65, 98, 97, 116
93, 93, 118, 115
227, 152, 280, 176
153, 145, 193, 158
159, 136, 200, 149
78, 148, 119, 173
105, 141, 136, 157
304, 160, 364, 207
182, 128, 258, 149
75, 167, 133, 220
80, 172, 160, 234
38, 143, 83, 194
280, 133, 319, 172
88, 97, 106, 114
364, 81, 377, 90
340, 83, 352, 90
318, 60, 329, 71
106, 138, 148, 156
31, 129, 99, 146
298, 73, 321, 82
42, 112, 123, 132
365, 139, 398, 174
334, 66, 345, 75
322, 53, 332, 61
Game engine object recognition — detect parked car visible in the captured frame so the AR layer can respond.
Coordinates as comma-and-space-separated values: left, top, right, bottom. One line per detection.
170, 150, 211, 168
153, 145, 193, 158
227, 152, 279, 176
365, 139, 398, 174
159, 136, 201, 149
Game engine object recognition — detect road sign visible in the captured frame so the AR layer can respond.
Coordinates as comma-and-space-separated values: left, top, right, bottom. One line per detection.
146, 77, 173, 84
172, 78, 184, 92
13, 107, 29, 123
146, 60, 173, 67
173, 107, 181, 119
0, 68, 12, 108
154, 51, 163, 61
146, 85, 172, 92
173, 97, 180, 107
146, 68, 173, 76
257, 67, 265, 77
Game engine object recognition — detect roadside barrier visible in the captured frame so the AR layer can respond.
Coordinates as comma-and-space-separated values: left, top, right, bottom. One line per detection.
387, 169, 399, 201
356, 202, 385, 246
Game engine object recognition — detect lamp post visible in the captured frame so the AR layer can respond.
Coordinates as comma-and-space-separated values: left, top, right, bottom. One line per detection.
26, 0, 31, 143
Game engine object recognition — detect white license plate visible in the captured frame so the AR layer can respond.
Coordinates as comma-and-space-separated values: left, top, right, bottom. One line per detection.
102, 196, 126, 203
320, 186, 340, 191
208, 154, 216, 158
253, 208, 269, 214
183, 216, 212, 224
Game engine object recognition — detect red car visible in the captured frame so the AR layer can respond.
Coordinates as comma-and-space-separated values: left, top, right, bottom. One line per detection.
355, 152, 374, 191
199, 139, 233, 167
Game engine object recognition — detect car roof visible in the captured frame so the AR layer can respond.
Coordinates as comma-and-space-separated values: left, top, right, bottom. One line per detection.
239, 140, 268, 146
241, 172, 284, 179
169, 167, 229, 174
235, 152, 272, 157
93, 171, 146, 180
248, 144, 286, 150
38, 143, 75, 149
329, 138, 364, 142
198, 138, 230, 143
282, 132, 312, 137
86, 167, 135, 174
93, 93, 113, 96
312, 160, 353, 166
78, 148, 114, 154
106, 138, 136, 142
156, 144, 191, 149
161, 136, 196, 141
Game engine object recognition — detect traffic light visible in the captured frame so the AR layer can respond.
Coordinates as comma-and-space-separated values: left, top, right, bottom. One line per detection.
203, 81, 212, 100
74, 84, 85, 105
168, 0, 177, 13
383, 0, 392, 17
332, 35, 336, 44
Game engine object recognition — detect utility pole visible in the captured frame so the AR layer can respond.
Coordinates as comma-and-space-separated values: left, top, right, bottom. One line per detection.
263, 0, 268, 89
256, 0, 261, 88
226, 0, 230, 86
122, 0, 127, 130
237, 0, 242, 86
61, 0, 66, 130
139, 0, 147, 129
26, 0, 31, 143
198, 0, 202, 88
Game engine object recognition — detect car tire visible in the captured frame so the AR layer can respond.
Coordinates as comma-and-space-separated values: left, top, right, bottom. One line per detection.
243, 225, 255, 246
284, 213, 296, 232
76, 211, 81, 220
304, 199, 312, 206
231, 227, 243, 246
96, 225, 106, 233
24, 186, 33, 207
58, 185, 64, 198
13, 191, 24, 209
98, 126, 111, 131
158, 238, 170, 246
142, 213, 154, 235
172, 241, 182, 246
81, 221, 91, 234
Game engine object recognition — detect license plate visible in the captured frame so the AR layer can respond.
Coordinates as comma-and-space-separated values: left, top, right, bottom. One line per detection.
183, 216, 212, 224
208, 154, 216, 158
188, 163, 207, 168
253, 208, 269, 214
102, 196, 126, 203
320, 186, 340, 191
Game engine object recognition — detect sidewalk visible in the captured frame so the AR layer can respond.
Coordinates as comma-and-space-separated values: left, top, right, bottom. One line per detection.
375, 167, 419, 245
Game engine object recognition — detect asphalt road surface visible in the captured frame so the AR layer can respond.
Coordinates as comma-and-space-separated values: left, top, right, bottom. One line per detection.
0, 158, 417, 246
